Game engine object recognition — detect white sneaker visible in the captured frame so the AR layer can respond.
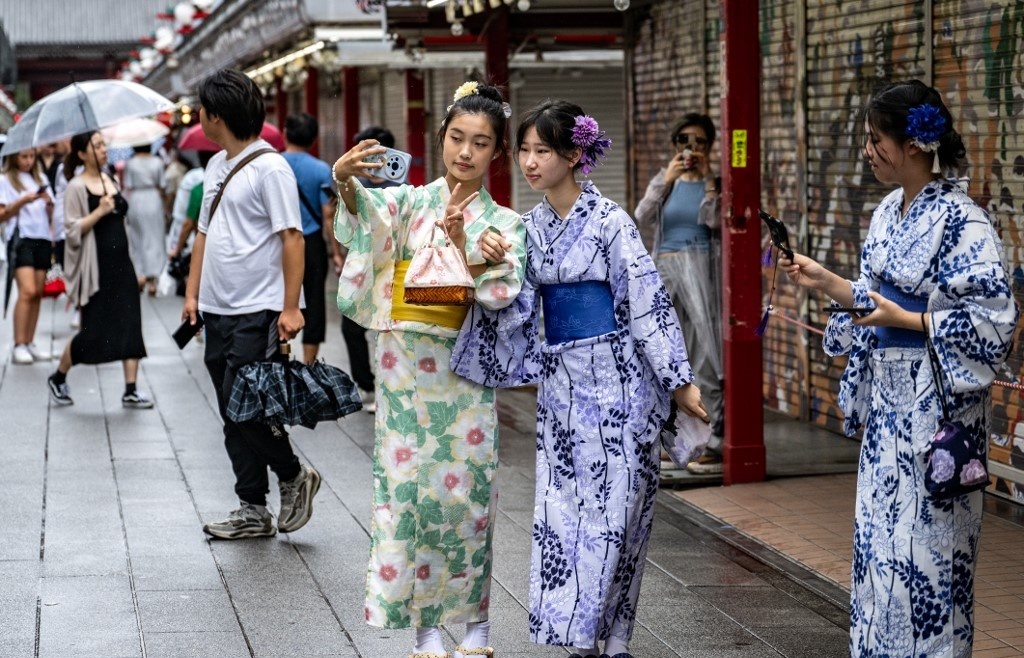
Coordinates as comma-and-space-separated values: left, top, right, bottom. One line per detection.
26, 343, 51, 361
12, 344, 33, 364
360, 389, 376, 414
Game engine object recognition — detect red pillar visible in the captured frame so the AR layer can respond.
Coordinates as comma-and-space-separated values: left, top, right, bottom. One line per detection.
484, 7, 511, 207
304, 67, 319, 158
275, 76, 287, 135
343, 67, 360, 150
720, 0, 766, 485
406, 69, 427, 186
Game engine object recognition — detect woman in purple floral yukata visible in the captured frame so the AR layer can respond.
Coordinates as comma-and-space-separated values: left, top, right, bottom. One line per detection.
452, 100, 707, 658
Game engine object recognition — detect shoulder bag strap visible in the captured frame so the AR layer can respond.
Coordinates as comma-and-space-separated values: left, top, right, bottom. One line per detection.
295, 185, 322, 227
208, 148, 277, 221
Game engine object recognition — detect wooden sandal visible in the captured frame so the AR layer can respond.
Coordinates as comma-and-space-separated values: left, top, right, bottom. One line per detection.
455, 647, 494, 657
409, 653, 450, 658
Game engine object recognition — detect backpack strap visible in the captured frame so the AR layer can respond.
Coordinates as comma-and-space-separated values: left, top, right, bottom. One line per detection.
207, 147, 277, 221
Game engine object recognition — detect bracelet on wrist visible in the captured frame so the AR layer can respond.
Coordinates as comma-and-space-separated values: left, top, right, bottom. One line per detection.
332, 168, 353, 194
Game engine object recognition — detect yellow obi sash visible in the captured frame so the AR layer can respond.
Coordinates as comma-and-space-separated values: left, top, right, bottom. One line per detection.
391, 260, 470, 330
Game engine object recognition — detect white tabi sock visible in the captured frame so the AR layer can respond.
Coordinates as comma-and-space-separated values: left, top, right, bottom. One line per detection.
460, 619, 491, 649
414, 626, 445, 654
603, 635, 629, 657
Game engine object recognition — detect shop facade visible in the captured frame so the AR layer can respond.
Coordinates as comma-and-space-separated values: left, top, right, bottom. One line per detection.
629, 0, 1024, 500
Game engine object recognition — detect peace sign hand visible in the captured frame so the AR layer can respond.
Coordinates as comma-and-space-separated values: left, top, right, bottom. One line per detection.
437, 182, 479, 252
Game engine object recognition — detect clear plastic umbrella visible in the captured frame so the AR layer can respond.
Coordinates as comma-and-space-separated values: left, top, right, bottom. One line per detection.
0, 80, 174, 156
102, 117, 170, 149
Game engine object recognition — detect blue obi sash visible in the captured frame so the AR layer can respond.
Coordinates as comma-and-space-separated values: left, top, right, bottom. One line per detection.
539, 281, 617, 345
875, 281, 928, 348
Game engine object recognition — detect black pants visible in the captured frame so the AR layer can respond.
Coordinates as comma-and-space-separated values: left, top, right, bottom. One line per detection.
341, 315, 374, 392
204, 310, 301, 506
301, 231, 328, 345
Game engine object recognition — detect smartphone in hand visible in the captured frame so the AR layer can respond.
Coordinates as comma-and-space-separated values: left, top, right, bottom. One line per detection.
825, 307, 874, 317
758, 209, 794, 260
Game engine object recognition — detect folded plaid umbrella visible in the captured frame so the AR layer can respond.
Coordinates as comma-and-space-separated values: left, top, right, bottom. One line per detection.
227, 346, 362, 429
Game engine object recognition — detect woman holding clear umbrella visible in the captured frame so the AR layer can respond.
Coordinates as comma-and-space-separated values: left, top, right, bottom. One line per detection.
47, 130, 151, 409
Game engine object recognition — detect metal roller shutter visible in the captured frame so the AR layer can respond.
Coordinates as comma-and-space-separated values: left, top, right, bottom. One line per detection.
803, 0, 926, 428
427, 68, 466, 182
381, 69, 409, 153
511, 66, 626, 214
933, 0, 1024, 497
759, 0, 807, 419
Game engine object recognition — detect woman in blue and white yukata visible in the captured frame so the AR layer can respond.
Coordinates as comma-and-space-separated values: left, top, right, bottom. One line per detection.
782, 80, 1018, 658
452, 100, 708, 658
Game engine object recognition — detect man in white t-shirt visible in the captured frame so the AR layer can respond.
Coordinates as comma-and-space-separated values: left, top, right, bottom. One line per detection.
181, 69, 319, 540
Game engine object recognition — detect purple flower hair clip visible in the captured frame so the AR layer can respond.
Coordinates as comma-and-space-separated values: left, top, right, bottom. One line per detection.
571, 114, 612, 175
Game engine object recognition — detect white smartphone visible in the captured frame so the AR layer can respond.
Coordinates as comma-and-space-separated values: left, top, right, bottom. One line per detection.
363, 147, 412, 184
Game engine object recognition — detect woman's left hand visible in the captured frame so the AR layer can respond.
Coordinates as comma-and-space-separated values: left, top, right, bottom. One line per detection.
479, 229, 511, 265
849, 290, 918, 330
674, 383, 709, 424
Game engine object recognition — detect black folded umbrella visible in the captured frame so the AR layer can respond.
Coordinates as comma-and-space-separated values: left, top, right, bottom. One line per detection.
4, 226, 21, 319
227, 344, 362, 429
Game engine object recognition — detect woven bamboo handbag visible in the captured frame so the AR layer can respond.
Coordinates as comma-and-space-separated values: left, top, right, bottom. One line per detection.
403, 223, 476, 306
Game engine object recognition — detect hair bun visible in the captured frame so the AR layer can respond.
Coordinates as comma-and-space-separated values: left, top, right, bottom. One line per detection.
475, 84, 505, 105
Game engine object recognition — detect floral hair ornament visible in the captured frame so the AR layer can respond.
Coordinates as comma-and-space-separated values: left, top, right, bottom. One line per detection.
446, 80, 480, 113
906, 103, 947, 174
571, 114, 612, 175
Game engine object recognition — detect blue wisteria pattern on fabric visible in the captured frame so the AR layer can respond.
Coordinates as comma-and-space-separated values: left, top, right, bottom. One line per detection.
823, 179, 1017, 658
452, 182, 694, 648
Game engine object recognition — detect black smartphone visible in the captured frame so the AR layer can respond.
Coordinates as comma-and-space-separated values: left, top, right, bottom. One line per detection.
37, 185, 48, 194
758, 209, 794, 261
172, 314, 205, 349
825, 307, 874, 315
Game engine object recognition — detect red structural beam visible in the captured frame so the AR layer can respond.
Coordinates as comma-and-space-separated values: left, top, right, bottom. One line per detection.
719, 0, 766, 484
343, 67, 360, 150
305, 67, 319, 158
406, 69, 427, 187
484, 6, 511, 208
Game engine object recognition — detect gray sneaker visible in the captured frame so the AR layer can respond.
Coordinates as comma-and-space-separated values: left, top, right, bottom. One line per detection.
278, 465, 321, 533
202, 502, 276, 539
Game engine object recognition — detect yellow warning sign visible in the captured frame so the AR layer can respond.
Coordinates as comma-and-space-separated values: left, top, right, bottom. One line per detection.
731, 129, 748, 168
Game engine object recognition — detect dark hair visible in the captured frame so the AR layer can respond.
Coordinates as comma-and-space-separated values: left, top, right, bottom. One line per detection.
864, 80, 966, 171
132, 144, 151, 155
515, 99, 587, 171
435, 82, 509, 163
670, 113, 716, 148
354, 125, 395, 148
196, 69, 266, 141
64, 130, 99, 181
197, 150, 214, 168
285, 112, 319, 148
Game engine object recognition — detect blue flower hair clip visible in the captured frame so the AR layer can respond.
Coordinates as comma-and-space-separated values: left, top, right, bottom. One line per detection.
906, 103, 948, 173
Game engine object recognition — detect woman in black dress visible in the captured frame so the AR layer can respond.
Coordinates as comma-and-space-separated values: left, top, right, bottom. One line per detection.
47, 130, 151, 408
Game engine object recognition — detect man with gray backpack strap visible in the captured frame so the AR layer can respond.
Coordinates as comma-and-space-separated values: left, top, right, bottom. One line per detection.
282, 112, 337, 364
181, 69, 320, 540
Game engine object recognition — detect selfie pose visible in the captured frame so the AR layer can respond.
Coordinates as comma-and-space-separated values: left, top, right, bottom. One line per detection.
332, 81, 525, 658
453, 99, 707, 658
782, 80, 1017, 657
